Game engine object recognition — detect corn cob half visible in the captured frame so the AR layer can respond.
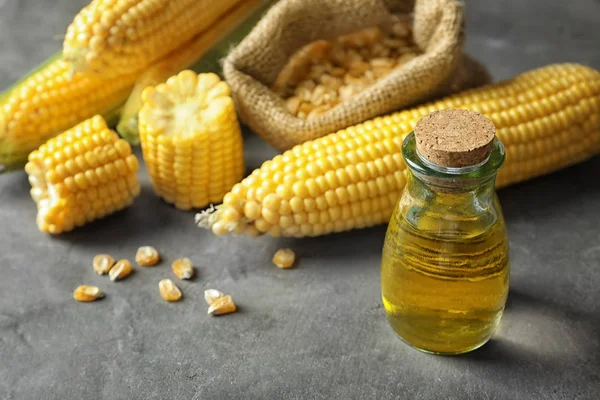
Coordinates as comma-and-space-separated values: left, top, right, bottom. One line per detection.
25, 116, 141, 234
116, 0, 269, 144
0, 56, 137, 172
197, 63, 600, 237
139, 71, 244, 210
63, 0, 243, 75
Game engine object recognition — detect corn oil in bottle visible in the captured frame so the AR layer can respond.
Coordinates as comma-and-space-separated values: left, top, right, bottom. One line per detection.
381, 109, 510, 355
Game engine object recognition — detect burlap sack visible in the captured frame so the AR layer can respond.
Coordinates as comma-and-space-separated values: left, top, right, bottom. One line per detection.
224, 0, 490, 151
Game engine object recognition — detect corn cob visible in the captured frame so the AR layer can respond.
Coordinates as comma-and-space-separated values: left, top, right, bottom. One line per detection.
197, 63, 600, 237
25, 116, 141, 234
0, 55, 136, 172
117, 0, 268, 144
63, 0, 243, 75
139, 71, 244, 210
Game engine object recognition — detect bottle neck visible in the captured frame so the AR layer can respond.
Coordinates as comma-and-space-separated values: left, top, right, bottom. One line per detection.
409, 168, 497, 195
402, 131, 505, 195
406, 168, 497, 209
399, 132, 505, 236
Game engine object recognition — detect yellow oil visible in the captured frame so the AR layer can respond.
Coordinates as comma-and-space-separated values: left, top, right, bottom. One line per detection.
381, 202, 509, 355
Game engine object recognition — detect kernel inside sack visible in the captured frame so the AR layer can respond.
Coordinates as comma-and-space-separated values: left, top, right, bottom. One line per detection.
273, 16, 419, 119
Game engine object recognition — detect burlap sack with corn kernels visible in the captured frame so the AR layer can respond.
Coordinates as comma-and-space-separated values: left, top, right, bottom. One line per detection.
223, 0, 490, 151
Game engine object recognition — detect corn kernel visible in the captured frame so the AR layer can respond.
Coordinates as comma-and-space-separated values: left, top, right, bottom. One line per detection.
207, 295, 236, 315
109, 259, 133, 281
159, 279, 182, 302
204, 289, 224, 305
135, 246, 160, 266
93, 254, 115, 275
73, 285, 104, 302
172, 258, 194, 280
272, 248, 296, 269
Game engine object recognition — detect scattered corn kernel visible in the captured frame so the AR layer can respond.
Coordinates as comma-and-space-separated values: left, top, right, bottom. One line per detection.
207, 295, 236, 315
73, 285, 104, 302
92, 254, 115, 275
204, 289, 224, 306
135, 246, 160, 266
273, 248, 296, 269
109, 259, 133, 281
172, 258, 194, 280
159, 279, 183, 302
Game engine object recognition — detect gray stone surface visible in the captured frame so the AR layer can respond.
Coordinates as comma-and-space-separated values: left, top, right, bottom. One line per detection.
0, 0, 599, 398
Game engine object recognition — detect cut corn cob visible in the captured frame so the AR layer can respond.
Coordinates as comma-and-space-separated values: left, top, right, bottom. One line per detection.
139, 70, 245, 210
63, 0, 243, 75
117, 0, 267, 144
25, 116, 141, 234
197, 63, 600, 237
0, 55, 136, 171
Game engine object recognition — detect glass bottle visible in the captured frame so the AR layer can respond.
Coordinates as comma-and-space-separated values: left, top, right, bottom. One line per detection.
381, 111, 510, 355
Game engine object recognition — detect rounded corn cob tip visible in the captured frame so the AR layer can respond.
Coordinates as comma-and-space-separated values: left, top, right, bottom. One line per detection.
139, 70, 245, 211
25, 115, 141, 234
196, 63, 600, 238
62, 0, 240, 76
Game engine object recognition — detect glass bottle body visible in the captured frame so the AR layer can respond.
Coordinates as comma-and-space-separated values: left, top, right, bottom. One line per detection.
381, 133, 510, 355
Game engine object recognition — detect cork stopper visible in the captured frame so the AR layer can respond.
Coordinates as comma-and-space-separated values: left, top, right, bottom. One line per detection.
414, 109, 496, 168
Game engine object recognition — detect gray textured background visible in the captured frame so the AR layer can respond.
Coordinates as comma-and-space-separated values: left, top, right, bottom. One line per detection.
1, 0, 599, 399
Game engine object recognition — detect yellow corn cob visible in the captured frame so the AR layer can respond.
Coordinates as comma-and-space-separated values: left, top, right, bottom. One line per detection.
63, 0, 243, 75
116, 0, 266, 144
196, 63, 600, 237
138, 71, 244, 210
25, 116, 141, 234
0, 55, 136, 172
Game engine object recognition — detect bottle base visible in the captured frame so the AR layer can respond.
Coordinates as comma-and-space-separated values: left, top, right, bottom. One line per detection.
384, 310, 500, 355
392, 329, 493, 355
